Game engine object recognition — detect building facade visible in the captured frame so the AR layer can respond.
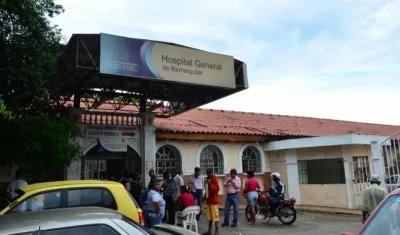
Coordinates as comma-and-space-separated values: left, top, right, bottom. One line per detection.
2, 108, 400, 212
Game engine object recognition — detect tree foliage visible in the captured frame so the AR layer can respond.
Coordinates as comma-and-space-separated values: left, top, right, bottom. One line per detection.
0, 0, 82, 175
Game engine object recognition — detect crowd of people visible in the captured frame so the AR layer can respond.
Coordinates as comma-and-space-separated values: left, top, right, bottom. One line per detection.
134, 167, 287, 235
5, 166, 287, 235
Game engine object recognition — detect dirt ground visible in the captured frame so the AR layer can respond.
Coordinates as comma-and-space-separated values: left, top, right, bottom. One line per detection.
196, 211, 361, 235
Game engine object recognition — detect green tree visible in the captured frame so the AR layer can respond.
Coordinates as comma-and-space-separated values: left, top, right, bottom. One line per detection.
0, 0, 82, 177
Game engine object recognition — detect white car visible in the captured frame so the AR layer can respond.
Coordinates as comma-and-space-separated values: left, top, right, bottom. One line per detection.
385, 174, 400, 193
0, 206, 199, 235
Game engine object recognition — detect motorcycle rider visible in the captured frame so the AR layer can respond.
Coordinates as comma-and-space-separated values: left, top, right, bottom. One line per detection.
267, 172, 285, 217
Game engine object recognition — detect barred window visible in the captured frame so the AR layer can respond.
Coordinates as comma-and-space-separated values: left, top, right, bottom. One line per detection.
200, 145, 224, 175
298, 158, 345, 184
352, 156, 370, 183
156, 145, 181, 177
242, 146, 261, 173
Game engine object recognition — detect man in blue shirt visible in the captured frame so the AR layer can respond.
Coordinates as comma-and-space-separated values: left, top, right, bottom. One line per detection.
267, 172, 285, 217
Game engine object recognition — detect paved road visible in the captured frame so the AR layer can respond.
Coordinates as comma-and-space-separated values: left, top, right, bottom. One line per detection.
195, 211, 361, 235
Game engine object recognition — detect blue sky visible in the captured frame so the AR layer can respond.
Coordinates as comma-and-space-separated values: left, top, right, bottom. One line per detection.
52, 0, 400, 125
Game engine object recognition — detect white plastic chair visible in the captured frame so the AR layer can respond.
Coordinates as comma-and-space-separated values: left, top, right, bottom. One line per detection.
174, 206, 200, 233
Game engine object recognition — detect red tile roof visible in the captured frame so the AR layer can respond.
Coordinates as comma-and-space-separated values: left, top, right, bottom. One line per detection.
155, 108, 400, 137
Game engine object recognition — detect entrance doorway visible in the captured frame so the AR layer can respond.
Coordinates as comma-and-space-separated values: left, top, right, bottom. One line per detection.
81, 143, 140, 181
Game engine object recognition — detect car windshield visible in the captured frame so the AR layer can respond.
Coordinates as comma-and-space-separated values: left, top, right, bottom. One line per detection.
1, 189, 25, 210
361, 194, 400, 235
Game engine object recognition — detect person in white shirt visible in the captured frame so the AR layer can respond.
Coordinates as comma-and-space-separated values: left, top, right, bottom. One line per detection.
189, 167, 204, 220
7, 169, 28, 212
171, 169, 184, 201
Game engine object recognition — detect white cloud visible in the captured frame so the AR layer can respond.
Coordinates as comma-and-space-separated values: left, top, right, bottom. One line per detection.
52, 0, 400, 125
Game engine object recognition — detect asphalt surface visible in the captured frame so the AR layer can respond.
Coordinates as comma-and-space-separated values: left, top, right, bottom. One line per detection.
195, 211, 361, 235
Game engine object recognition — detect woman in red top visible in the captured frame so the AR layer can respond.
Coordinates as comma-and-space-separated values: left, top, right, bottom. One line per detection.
176, 185, 195, 211
243, 170, 260, 226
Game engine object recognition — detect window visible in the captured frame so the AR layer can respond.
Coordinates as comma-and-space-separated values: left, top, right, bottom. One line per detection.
352, 156, 370, 183
67, 188, 117, 210
156, 144, 181, 177
100, 225, 122, 235
11, 191, 61, 213
200, 145, 224, 175
45, 225, 100, 235
242, 146, 261, 173
298, 159, 345, 184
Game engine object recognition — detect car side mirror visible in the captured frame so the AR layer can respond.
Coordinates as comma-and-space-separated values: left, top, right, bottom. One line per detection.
341, 232, 354, 235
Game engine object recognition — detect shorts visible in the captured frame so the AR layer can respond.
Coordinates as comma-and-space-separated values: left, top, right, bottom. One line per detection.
206, 204, 219, 222
246, 191, 258, 206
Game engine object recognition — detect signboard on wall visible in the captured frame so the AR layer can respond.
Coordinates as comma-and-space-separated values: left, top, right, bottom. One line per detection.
99, 33, 236, 89
86, 125, 137, 138
99, 138, 128, 152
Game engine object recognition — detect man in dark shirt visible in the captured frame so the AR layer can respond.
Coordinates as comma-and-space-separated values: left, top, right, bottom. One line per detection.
147, 169, 157, 190
162, 171, 174, 224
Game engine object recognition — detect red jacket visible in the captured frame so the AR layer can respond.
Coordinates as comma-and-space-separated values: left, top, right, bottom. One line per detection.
205, 174, 219, 205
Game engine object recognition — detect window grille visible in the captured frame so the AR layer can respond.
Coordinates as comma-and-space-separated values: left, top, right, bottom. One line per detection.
200, 145, 224, 175
242, 146, 261, 173
298, 158, 345, 184
156, 145, 181, 177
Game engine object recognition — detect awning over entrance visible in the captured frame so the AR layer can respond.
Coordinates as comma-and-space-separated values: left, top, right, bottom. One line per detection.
58, 34, 248, 118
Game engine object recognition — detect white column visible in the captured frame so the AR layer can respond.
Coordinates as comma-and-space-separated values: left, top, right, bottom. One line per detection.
342, 146, 354, 209
370, 140, 386, 189
66, 108, 85, 180
141, 113, 157, 188
67, 161, 81, 180
285, 149, 301, 204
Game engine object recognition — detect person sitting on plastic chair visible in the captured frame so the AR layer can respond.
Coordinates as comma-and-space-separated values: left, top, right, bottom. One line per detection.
175, 185, 196, 225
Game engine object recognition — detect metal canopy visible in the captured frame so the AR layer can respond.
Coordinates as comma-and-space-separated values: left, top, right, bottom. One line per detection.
58, 34, 248, 117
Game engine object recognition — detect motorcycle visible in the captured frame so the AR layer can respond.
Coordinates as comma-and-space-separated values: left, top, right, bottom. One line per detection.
244, 189, 297, 225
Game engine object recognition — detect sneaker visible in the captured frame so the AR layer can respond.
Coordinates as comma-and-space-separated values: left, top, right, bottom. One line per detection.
230, 224, 237, 227
221, 223, 229, 227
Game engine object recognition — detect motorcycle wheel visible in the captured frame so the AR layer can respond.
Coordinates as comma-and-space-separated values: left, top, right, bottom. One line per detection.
277, 206, 297, 225
245, 204, 259, 222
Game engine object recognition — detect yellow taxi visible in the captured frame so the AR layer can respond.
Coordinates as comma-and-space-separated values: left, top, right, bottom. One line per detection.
0, 180, 144, 225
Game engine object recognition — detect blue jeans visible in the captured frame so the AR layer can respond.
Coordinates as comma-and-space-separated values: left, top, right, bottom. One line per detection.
144, 210, 163, 228
192, 189, 203, 217
268, 197, 281, 216
223, 193, 239, 225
